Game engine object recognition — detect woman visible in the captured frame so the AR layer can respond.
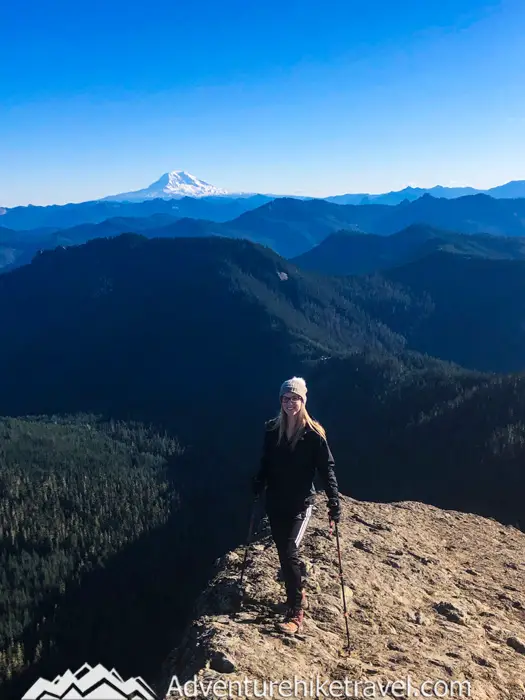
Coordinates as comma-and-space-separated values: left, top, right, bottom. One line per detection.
252, 376, 341, 635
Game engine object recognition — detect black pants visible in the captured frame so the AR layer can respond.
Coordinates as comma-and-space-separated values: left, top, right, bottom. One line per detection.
267, 505, 313, 610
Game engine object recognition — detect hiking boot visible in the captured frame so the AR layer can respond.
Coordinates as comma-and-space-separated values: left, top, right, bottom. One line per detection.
276, 608, 304, 635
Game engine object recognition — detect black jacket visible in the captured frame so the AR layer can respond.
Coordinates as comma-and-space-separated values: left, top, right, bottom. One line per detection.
253, 421, 340, 515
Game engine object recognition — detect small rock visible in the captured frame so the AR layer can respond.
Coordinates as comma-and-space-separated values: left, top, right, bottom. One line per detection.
428, 659, 454, 676
387, 640, 405, 651
384, 558, 401, 569
483, 623, 502, 637
389, 654, 412, 665
353, 539, 374, 553
304, 561, 313, 574
281, 636, 300, 647
407, 610, 427, 625
224, 552, 240, 564
497, 592, 512, 603
408, 549, 438, 565
507, 636, 525, 655
433, 601, 468, 625
342, 585, 354, 602
316, 606, 344, 624
210, 650, 237, 673
351, 514, 392, 531
472, 654, 496, 668
415, 611, 427, 625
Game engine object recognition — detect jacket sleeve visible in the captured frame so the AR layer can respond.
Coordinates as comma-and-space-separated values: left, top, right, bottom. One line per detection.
315, 434, 339, 503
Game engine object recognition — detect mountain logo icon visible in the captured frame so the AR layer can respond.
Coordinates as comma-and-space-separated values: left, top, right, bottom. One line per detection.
21, 662, 156, 699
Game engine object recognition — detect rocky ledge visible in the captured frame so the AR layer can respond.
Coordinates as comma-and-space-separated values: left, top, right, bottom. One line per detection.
157, 497, 525, 699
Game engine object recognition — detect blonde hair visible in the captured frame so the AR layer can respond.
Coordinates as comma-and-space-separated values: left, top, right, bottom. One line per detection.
268, 401, 327, 450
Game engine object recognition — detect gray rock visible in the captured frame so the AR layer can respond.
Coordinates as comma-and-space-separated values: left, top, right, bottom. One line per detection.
210, 650, 237, 673
433, 601, 468, 625
507, 636, 525, 655
353, 539, 374, 553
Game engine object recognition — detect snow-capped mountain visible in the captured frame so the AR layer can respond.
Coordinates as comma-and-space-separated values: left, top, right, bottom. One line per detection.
103, 171, 230, 202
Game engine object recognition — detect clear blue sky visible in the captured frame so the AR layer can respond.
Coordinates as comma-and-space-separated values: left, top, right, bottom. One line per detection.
1, 0, 524, 206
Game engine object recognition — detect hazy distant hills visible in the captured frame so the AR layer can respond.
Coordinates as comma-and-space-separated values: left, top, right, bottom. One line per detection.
326, 180, 525, 205
176, 194, 525, 257
0, 194, 272, 231
361, 192, 525, 237
98, 169, 525, 204
3, 174, 525, 232
292, 224, 525, 275
3, 191, 525, 273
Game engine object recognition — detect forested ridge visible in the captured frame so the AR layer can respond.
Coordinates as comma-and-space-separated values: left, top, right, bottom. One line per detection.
1, 233, 524, 698
0, 416, 186, 696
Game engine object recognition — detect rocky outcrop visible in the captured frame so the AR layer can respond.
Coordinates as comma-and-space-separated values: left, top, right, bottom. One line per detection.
157, 497, 525, 699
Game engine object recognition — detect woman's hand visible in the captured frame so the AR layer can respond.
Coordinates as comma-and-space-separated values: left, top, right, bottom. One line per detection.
328, 498, 341, 523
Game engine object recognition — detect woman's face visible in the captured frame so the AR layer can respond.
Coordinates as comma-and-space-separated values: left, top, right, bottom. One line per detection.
281, 392, 303, 418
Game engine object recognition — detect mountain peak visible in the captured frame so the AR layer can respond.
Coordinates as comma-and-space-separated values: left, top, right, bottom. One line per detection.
103, 170, 229, 202
156, 170, 221, 190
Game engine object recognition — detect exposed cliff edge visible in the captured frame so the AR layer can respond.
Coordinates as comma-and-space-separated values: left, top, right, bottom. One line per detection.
157, 497, 525, 699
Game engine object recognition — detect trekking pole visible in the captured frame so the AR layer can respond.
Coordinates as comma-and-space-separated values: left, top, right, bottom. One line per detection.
329, 515, 351, 650
237, 497, 259, 608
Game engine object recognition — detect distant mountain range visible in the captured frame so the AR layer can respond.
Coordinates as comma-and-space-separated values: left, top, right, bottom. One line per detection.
0, 193, 272, 231
326, 180, 525, 205
3, 170, 525, 219
97, 171, 525, 205
291, 224, 525, 276
233, 194, 525, 254
3, 193, 525, 273
77, 169, 525, 205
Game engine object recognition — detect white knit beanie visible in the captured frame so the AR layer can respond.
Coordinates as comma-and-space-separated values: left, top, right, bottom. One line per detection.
279, 376, 307, 403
